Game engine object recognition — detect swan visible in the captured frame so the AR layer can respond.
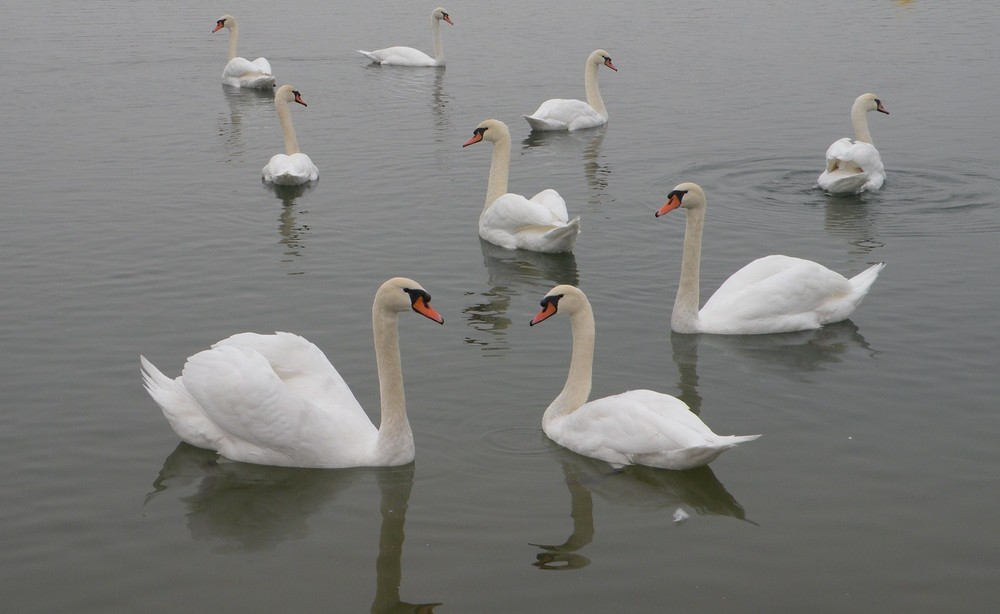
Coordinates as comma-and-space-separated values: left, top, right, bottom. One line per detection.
139, 277, 444, 468
524, 49, 618, 131
262, 85, 319, 186
212, 15, 275, 90
817, 93, 889, 194
462, 119, 581, 253
529, 284, 760, 470
655, 182, 886, 334
357, 7, 453, 67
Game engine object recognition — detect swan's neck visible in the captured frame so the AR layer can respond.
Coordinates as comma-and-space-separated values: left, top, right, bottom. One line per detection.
226, 24, 239, 62
851, 102, 874, 145
431, 17, 444, 63
544, 304, 595, 427
372, 308, 413, 462
672, 206, 705, 333
484, 134, 511, 214
584, 59, 606, 118
275, 97, 301, 155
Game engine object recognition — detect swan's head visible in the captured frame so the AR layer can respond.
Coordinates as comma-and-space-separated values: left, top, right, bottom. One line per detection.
433, 7, 454, 25
462, 119, 510, 147
275, 84, 307, 107
855, 93, 889, 115
377, 278, 445, 324
589, 49, 618, 72
212, 15, 236, 33
655, 182, 706, 217
530, 285, 588, 326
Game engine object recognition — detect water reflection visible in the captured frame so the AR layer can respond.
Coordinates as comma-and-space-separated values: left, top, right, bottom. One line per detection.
521, 127, 611, 206
263, 182, 314, 274
465, 239, 578, 354
218, 86, 275, 156
532, 451, 753, 570
820, 192, 885, 255
146, 445, 440, 611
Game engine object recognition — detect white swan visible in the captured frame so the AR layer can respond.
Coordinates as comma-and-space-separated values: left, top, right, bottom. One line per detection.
139, 277, 444, 468
262, 85, 319, 186
357, 7, 453, 67
655, 182, 886, 334
817, 93, 889, 194
462, 119, 580, 253
529, 284, 759, 470
524, 49, 618, 131
212, 15, 275, 90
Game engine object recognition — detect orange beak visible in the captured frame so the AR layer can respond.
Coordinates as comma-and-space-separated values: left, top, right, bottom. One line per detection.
655, 193, 683, 217
443, 15, 454, 25
413, 296, 444, 324
462, 132, 483, 147
530, 301, 558, 326
876, 101, 889, 115
294, 93, 307, 107
604, 58, 618, 72
212, 22, 225, 33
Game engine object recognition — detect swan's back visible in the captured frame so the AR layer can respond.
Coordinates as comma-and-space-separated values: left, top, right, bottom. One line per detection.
819, 139, 885, 193
524, 99, 605, 131
357, 47, 438, 66
263, 152, 319, 185
222, 57, 275, 89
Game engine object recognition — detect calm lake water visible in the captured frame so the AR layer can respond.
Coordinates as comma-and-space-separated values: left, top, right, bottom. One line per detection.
2, 0, 998, 611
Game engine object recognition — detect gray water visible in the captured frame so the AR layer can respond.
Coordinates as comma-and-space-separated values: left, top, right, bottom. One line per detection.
2, 0, 998, 611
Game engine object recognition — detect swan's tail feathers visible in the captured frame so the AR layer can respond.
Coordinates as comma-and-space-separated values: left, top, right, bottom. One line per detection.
541, 217, 581, 253
523, 114, 561, 131
719, 433, 763, 446
849, 262, 886, 298
818, 170, 868, 195
357, 50, 380, 64
139, 356, 218, 451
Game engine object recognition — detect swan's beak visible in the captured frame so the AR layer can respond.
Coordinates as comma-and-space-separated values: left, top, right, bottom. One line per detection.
604, 58, 618, 72
530, 302, 558, 326
876, 101, 889, 115
413, 297, 445, 324
212, 22, 225, 33
294, 93, 308, 107
655, 193, 683, 217
462, 132, 483, 147
443, 15, 454, 25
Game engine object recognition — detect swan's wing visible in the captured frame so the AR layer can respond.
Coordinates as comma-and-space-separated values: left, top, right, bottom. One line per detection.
250, 57, 272, 74
181, 344, 376, 466
262, 153, 319, 185
482, 193, 567, 232
528, 188, 570, 222
356, 46, 436, 66
525, 99, 603, 127
824, 139, 882, 174
700, 256, 852, 331
223, 56, 272, 78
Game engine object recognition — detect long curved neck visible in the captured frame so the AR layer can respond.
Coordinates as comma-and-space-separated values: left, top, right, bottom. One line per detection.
544, 304, 595, 427
275, 97, 301, 155
226, 24, 239, 62
584, 60, 606, 117
484, 134, 511, 213
672, 206, 705, 333
372, 307, 413, 462
431, 17, 444, 63
851, 103, 873, 144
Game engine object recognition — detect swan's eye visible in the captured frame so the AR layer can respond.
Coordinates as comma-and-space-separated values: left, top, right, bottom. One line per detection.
217, 19, 225, 26
442, 12, 449, 18
666, 189, 688, 202
540, 294, 562, 310
403, 288, 432, 306
475, 127, 487, 136
292, 90, 301, 97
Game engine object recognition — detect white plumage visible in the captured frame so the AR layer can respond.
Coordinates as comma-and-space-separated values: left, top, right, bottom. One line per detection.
817, 93, 889, 194
357, 7, 453, 67
463, 119, 580, 253
530, 284, 759, 470
212, 15, 275, 90
524, 49, 617, 131
262, 85, 319, 186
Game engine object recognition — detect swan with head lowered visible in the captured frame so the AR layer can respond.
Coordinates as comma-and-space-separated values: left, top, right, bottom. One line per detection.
139, 278, 444, 468
524, 49, 618, 131
463, 119, 580, 253
262, 85, 319, 186
817, 93, 889, 194
529, 284, 759, 470
656, 182, 885, 334
357, 7, 453, 67
212, 15, 275, 90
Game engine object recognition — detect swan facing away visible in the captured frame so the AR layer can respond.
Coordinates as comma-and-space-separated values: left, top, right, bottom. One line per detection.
656, 182, 885, 334
529, 285, 759, 470
140, 278, 444, 468
357, 7, 453, 67
262, 85, 319, 186
817, 93, 889, 194
212, 15, 275, 90
524, 49, 618, 131
463, 119, 581, 253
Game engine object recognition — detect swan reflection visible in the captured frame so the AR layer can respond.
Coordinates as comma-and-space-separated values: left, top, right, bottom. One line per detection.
821, 193, 885, 255
262, 182, 314, 274
146, 446, 441, 611
532, 450, 753, 570
465, 239, 578, 353
219, 85, 274, 155
522, 127, 611, 206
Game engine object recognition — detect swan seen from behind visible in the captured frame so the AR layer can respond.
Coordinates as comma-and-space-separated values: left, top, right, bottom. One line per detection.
357, 7, 453, 67
262, 85, 319, 186
140, 278, 444, 468
463, 119, 580, 253
656, 182, 885, 334
524, 49, 618, 131
529, 284, 759, 470
212, 15, 275, 90
817, 93, 889, 194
